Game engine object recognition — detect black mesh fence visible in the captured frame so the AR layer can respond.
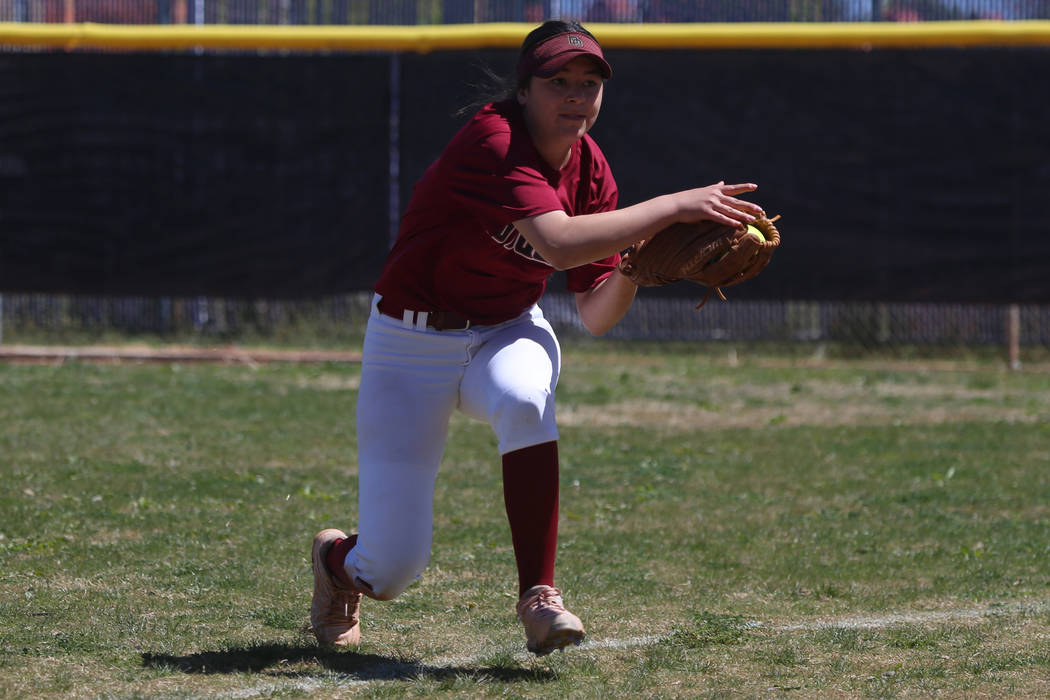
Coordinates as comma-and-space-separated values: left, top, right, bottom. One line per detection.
2, 2, 1050, 357
2, 0, 1049, 23
6, 46, 1049, 304
0, 52, 392, 298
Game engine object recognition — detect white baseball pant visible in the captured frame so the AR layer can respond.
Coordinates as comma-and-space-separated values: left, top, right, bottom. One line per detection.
343, 295, 561, 600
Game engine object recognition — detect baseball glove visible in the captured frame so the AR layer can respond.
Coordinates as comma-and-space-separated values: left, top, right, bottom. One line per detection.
619, 214, 781, 308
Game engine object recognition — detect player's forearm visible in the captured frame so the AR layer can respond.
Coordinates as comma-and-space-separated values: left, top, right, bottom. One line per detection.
516, 195, 680, 270
575, 269, 639, 336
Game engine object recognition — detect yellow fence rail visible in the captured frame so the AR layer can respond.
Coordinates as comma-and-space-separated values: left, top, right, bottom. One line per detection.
3, 20, 1050, 52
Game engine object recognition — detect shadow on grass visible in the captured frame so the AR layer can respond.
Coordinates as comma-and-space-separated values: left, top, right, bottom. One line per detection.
141, 642, 556, 684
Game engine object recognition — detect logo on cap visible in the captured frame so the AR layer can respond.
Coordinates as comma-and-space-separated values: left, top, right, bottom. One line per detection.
568, 35, 584, 47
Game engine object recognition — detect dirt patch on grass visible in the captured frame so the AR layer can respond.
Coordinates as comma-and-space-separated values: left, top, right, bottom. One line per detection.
557, 379, 1044, 430
0, 344, 360, 365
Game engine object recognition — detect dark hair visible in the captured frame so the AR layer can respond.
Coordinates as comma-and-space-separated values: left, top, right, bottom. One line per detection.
455, 19, 598, 117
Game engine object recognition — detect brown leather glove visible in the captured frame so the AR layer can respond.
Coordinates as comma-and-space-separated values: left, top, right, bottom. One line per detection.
619, 214, 781, 308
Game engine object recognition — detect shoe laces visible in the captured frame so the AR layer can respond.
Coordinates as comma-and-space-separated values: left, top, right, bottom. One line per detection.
519, 586, 566, 618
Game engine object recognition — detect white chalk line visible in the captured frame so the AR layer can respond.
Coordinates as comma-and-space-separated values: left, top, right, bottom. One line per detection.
214, 599, 1050, 698
768, 598, 1050, 632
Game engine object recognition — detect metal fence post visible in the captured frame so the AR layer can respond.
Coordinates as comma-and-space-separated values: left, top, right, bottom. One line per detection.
1007, 303, 1021, 370
389, 52, 401, 248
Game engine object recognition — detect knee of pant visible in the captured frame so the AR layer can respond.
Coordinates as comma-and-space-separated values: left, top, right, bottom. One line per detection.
492, 389, 551, 435
361, 585, 400, 602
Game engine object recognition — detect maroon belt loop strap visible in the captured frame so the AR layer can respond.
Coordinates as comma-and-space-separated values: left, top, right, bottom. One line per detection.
426, 311, 472, 331
377, 298, 471, 331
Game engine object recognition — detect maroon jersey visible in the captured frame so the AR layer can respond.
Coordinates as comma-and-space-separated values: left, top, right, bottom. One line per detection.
374, 100, 620, 326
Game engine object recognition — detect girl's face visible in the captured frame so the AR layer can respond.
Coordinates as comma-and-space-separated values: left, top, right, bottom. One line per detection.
518, 55, 605, 153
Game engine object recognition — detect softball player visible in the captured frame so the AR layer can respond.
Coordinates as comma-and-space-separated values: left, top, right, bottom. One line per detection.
310, 19, 763, 656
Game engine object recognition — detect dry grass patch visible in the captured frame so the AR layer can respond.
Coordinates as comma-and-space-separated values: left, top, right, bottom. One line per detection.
558, 396, 1040, 430
557, 368, 1048, 430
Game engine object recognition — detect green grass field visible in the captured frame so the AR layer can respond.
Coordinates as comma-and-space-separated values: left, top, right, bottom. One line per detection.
2, 344, 1049, 698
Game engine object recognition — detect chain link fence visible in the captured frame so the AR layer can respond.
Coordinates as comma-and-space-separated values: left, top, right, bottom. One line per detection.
2, 292, 1046, 364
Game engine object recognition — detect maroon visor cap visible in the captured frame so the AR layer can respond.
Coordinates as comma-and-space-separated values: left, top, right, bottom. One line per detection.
517, 32, 612, 83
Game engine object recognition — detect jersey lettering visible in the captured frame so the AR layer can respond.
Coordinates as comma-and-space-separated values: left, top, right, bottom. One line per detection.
491, 225, 551, 266
491, 225, 515, 245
